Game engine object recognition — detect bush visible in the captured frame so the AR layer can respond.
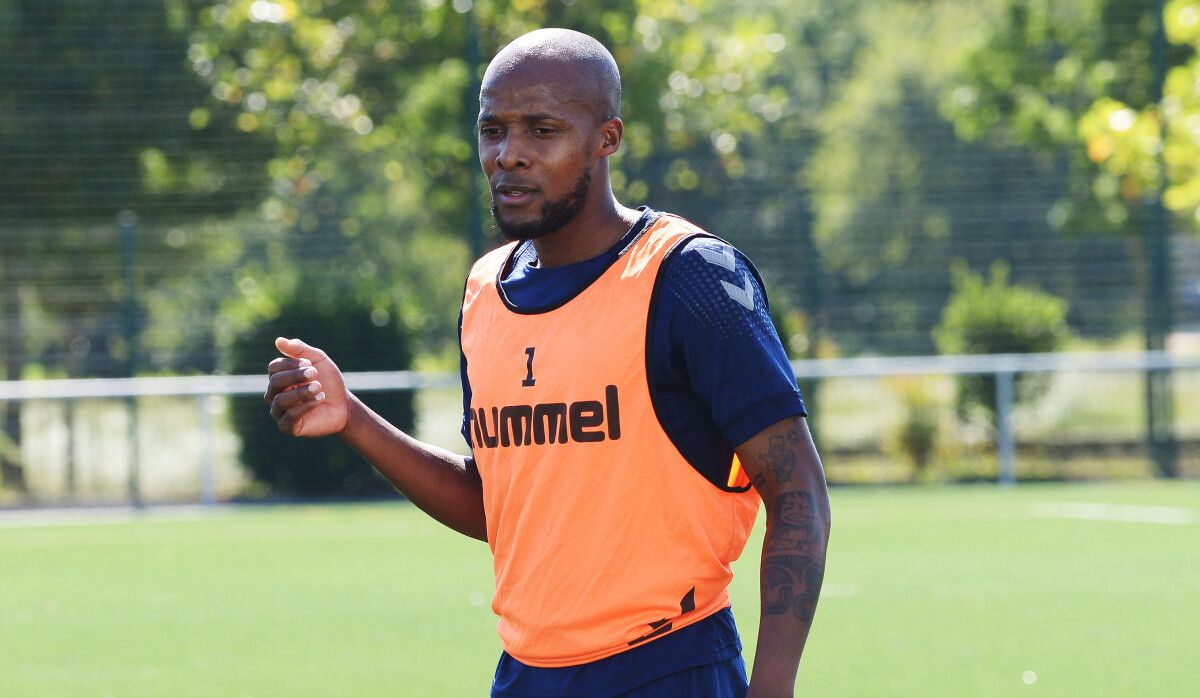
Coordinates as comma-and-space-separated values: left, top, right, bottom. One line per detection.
226, 291, 415, 498
884, 376, 942, 478
933, 260, 1070, 422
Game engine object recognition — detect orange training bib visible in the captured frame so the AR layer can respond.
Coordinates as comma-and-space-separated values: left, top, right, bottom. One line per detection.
460, 215, 760, 667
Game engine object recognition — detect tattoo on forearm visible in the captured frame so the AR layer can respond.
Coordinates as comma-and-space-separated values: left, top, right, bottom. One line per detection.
762, 555, 823, 623
773, 491, 821, 551
762, 490, 826, 623
758, 429, 800, 484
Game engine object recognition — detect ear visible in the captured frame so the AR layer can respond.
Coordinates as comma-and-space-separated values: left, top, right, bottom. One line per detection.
597, 116, 623, 157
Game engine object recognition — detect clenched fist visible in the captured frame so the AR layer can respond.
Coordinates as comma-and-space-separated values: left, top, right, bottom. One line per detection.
264, 337, 350, 437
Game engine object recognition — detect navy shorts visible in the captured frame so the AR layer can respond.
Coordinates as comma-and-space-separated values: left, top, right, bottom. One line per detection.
491, 608, 748, 698
612, 656, 748, 697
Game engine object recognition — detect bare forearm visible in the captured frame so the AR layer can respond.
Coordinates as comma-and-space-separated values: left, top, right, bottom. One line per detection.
739, 416, 831, 697
340, 393, 487, 541
751, 492, 830, 695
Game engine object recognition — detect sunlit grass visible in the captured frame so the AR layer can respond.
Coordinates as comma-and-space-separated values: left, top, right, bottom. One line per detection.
2, 481, 1197, 696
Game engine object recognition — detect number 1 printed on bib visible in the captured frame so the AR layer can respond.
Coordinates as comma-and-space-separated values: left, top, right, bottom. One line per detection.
522, 347, 536, 387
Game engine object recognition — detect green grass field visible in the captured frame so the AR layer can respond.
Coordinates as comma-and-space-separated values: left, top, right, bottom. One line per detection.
2, 482, 1197, 697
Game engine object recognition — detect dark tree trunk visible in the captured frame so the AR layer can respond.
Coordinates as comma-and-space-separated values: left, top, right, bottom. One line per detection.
1, 252, 28, 493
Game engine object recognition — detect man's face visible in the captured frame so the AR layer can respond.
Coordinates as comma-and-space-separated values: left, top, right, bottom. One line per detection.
478, 67, 602, 241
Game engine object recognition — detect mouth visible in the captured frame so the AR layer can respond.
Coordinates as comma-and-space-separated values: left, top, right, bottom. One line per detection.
492, 183, 539, 207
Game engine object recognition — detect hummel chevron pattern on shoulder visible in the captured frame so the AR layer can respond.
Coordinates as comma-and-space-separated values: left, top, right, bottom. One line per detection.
696, 243, 755, 311
696, 244, 736, 272
720, 276, 755, 311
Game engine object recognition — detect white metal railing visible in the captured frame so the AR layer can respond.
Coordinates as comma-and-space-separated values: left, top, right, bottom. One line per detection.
0, 370, 459, 400
788, 350, 1200, 485
789, 350, 1199, 378
6, 351, 1193, 400
0, 350, 1196, 501
0, 371, 458, 506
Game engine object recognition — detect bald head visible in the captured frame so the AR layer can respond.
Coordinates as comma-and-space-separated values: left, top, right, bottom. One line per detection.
483, 28, 621, 121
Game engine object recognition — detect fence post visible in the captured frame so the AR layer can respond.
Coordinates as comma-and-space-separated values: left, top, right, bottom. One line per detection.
119, 211, 143, 507
995, 371, 1017, 485
64, 399, 77, 496
197, 394, 216, 507
127, 396, 141, 506
1144, 0, 1179, 479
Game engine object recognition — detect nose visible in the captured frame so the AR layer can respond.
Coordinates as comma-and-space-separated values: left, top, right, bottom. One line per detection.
495, 133, 529, 171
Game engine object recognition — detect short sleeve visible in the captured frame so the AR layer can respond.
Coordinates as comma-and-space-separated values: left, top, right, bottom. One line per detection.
650, 237, 806, 452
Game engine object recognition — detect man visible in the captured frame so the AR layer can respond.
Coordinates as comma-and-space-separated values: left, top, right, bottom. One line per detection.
265, 28, 829, 697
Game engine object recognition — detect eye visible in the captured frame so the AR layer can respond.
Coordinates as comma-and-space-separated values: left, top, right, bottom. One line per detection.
531, 126, 557, 136
479, 125, 502, 138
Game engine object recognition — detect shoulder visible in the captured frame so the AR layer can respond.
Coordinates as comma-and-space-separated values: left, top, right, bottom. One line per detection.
666, 235, 760, 277
469, 241, 519, 279
646, 211, 764, 295
659, 235, 770, 336
464, 241, 519, 302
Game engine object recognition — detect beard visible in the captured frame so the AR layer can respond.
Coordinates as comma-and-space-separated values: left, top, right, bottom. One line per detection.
492, 167, 592, 242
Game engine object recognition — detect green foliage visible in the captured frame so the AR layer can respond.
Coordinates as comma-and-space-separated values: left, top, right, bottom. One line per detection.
934, 260, 1070, 420
226, 285, 415, 497
0, 1, 272, 379
1078, 0, 1200, 220
806, 0, 1138, 351
808, 5, 964, 352
884, 377, 942, 476
934, 260, 1071, 355
183, 0, 802, 359
767, 293, 810, 359
943, 0, 1199, 233
0, 0, 268, 225
4, 0, 1171, 383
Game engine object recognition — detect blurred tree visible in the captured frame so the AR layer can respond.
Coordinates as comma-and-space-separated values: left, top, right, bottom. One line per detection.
0, 0, 269, 491
944, 0, 1185, 476
1076, 0, 1200, 223
943, 0, 1185, 232
612, 0, 870, 445
178, 0, 817, 486
185, 0, 805, 356
807, 1, 1137, 355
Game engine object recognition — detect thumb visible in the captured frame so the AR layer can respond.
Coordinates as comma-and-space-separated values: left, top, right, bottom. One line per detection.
275, 336, 328, 362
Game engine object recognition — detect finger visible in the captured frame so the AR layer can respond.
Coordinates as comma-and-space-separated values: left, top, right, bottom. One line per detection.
269, 381, 322, 419
275, 336, 328, 363
278, 392, 326, 433
264, 366, 318, 404
270, 380, 321, 416
268, 356, 312, 375
269, 366, 318, 394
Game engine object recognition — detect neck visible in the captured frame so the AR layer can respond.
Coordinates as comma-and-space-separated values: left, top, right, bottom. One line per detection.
530, 177, 640, 268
